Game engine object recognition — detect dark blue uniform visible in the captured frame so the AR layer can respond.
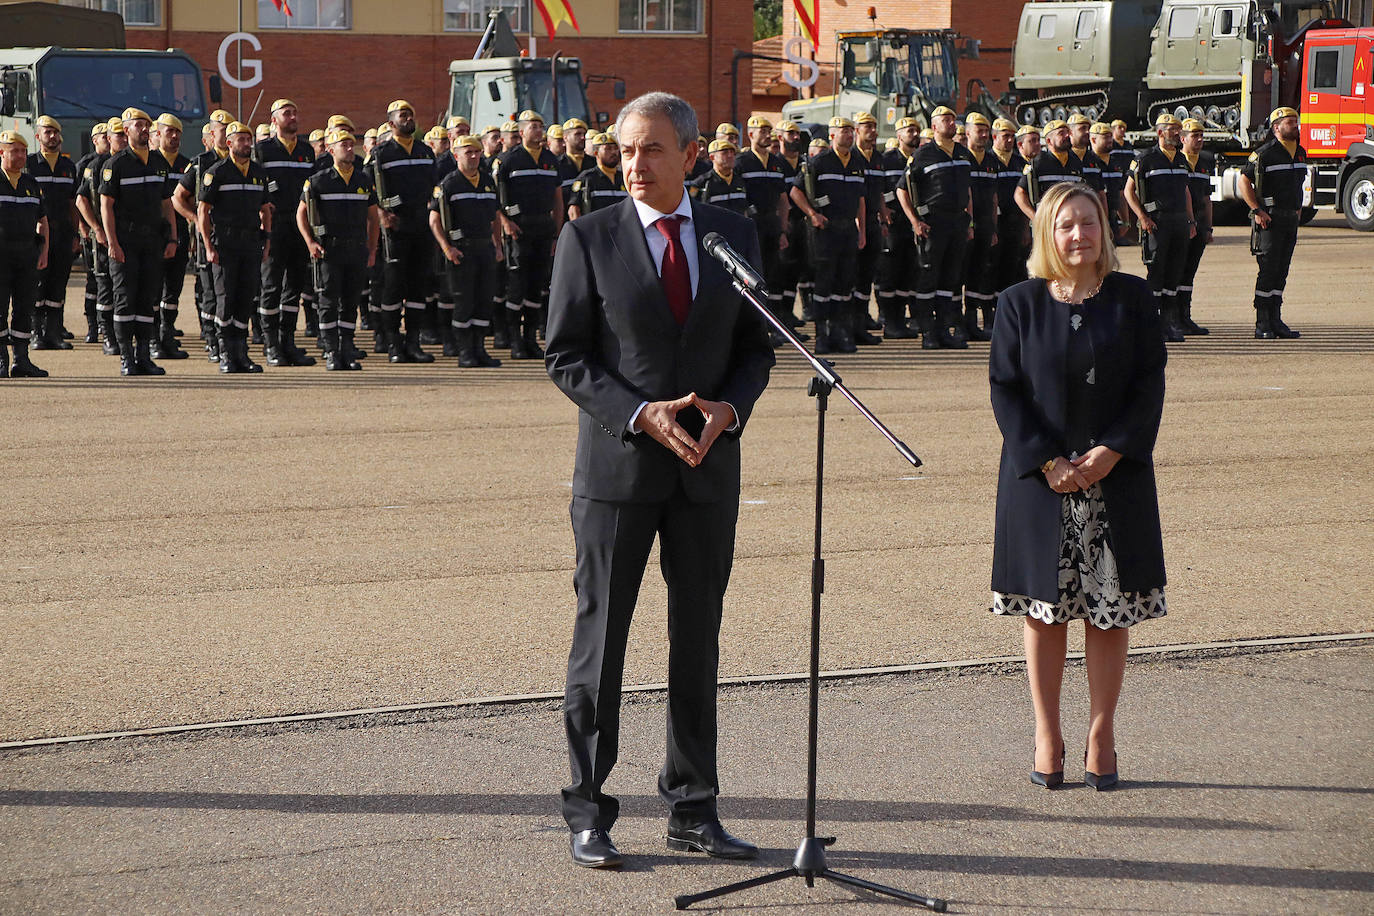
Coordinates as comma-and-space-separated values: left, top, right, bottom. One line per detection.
801, 147, 866, 352
430, 166, 502, 367
373, 135, 437, 362
302, 164, 376, 368
1130, 146, 1194, 340
256, 134, 319, 365
907, 140, 974, 347
0, 169, 46, 376
1177, 149, 1214, 335
199, 155, 269, 371
101, 147, 173, 373
1241, 138, 1306, 338
26, 150, 78, 349
494, 143, 561, 359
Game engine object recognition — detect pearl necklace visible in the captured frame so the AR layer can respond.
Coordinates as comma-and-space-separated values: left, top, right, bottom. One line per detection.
1050, 277, 1102, 304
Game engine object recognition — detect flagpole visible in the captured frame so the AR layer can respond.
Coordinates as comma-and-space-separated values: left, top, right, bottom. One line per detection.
237, 0, 243, 120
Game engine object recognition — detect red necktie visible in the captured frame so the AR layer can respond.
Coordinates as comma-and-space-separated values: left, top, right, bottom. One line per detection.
654, 214, 691, 326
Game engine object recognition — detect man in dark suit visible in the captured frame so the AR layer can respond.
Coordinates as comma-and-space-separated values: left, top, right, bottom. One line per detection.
545, 92, 775, 870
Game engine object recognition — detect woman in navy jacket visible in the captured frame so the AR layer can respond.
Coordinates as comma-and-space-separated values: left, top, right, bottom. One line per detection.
989, 181, 1168, 791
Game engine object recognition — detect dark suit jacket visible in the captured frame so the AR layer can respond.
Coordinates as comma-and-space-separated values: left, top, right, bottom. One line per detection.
545, 197, 775, 504
989, 272, 1168, 601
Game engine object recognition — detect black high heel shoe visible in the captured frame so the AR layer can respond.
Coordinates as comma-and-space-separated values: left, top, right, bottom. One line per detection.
1085, 750, 1119, 791
1031, 744, 1065, 788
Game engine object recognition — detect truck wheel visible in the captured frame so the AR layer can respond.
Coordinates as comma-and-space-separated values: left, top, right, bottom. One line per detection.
1341, 165, 1374, 232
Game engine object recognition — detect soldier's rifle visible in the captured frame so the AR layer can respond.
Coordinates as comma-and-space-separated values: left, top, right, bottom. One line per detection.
304, 178, 325, 294
372, 153, 399, 265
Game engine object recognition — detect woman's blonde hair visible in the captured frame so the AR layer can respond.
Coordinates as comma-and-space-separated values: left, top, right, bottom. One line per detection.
1025, 181, 1119, 283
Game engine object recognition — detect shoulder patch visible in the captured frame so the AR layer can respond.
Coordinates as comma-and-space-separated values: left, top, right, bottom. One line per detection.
302, 179, 310, 191
102, 169, 112, 181
1022, 164, 1031, 176
204, 173, 214, 186
433, 186, 441, 198
1129, 160, 1138, 172
572, 179, 582, 191
1248, 152, 1259, 162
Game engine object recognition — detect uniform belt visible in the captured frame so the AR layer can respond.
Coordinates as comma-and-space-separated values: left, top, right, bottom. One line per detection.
116, 220, 166, 240
214, 226, 263, 245
1270, 207, 1300, 217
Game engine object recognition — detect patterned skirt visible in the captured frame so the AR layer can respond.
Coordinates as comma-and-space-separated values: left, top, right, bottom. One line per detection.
991, 483, 1167, 630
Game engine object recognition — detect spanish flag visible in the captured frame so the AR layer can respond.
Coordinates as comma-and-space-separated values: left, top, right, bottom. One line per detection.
793, 0, 819, 51
271, 0, 293, 16
534, 0, 580, 37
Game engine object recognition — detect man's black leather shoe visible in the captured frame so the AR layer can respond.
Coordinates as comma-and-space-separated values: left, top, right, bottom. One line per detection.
666, 820, 758, 859
570, 828, 623, 869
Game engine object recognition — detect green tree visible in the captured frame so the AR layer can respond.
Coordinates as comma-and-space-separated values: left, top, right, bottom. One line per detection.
755, 0, 783, 41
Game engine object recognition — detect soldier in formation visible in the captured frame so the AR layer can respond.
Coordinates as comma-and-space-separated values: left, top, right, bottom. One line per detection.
0, 130, 50, 378
1239, 107, 1306, 339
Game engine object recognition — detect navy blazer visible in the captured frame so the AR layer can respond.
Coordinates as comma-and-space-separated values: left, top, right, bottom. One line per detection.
545, 196, 775, 504
989, 272, 1168, 601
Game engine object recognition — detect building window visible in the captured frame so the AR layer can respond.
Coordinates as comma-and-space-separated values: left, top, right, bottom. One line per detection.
258, 0, 352, 30
619, 0, 702, 33
444, 0, 529, 32
59, 0, 161, 27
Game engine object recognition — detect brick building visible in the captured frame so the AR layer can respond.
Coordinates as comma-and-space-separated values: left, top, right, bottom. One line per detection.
777, 0, 1024, 109
39, 0, 751, 134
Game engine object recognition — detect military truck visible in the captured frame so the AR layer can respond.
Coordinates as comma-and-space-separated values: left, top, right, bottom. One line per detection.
780, 28, 1004, 138
446, 10, 623, 131
0, 3, 217, 158
1009, 0, 1333, 130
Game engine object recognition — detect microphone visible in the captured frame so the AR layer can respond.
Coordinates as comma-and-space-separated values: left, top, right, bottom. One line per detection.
702, 231, 766, 292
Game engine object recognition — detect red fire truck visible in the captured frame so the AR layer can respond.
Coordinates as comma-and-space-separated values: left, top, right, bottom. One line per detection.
1300, 26, 1374, 230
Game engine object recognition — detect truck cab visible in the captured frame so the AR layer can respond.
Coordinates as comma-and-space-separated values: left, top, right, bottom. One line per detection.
782, 29, 973, 137
449, 56, 596, 131
0, 47, 212, 158
1298, 26, 1374, 228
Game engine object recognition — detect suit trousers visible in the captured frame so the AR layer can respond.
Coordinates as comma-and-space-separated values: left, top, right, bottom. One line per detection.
562, 485, 740, 831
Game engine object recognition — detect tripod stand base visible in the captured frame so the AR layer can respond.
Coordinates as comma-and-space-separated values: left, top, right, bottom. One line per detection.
674, 836, 947, 911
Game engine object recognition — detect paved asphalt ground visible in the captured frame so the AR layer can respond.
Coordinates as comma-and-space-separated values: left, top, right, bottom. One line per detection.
1, 219, 1371, 911
1, 645, 1370, 914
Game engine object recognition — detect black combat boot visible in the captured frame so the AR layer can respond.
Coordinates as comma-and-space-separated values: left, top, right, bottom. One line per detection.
403, 318, 435, 363
853, 302, 881, 345
881, 300, 916, 339
341, 328, 366, 362
442, 321, 461, 358
522, 308, 545, 359
262, 309, 284, 366
118, 326, 141, 376
218, 330, 235, 372
936, 303, 968, 349
277, 309, 317, 366
964, 301, 992, 342
235, 332, 262, 373
100, 311, 121, 356
205, 322, 221, 361
420, 302, 442, 346
1161, 302, 1187, 342
1179, 300, 1208, 335
152, 310, 188, 359
1270, 301, 1299, 339
508, 310, 531, 359
473, 325, 501, 367
492, 303, 511, 349
830, 310, 857, 353
10, 341, 48, 378
84, 301, 99, 343
133, 328, 166, 376
455, 327, 479, 368
813, 318, 834, 354
32, 306, 71, 350
1253, 301, 1276, 339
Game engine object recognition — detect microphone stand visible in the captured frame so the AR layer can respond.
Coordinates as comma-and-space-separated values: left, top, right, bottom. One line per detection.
673, 270, 945, 912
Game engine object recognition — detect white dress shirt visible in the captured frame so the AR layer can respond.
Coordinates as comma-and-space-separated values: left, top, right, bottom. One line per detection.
625, 191, 738, 436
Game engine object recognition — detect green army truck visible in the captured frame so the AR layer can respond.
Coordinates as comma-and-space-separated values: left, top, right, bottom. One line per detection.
0, 4, 217, 158
781, 27, 1004, 138
446, 9, 623, 132
1009, 0, 1334, 130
